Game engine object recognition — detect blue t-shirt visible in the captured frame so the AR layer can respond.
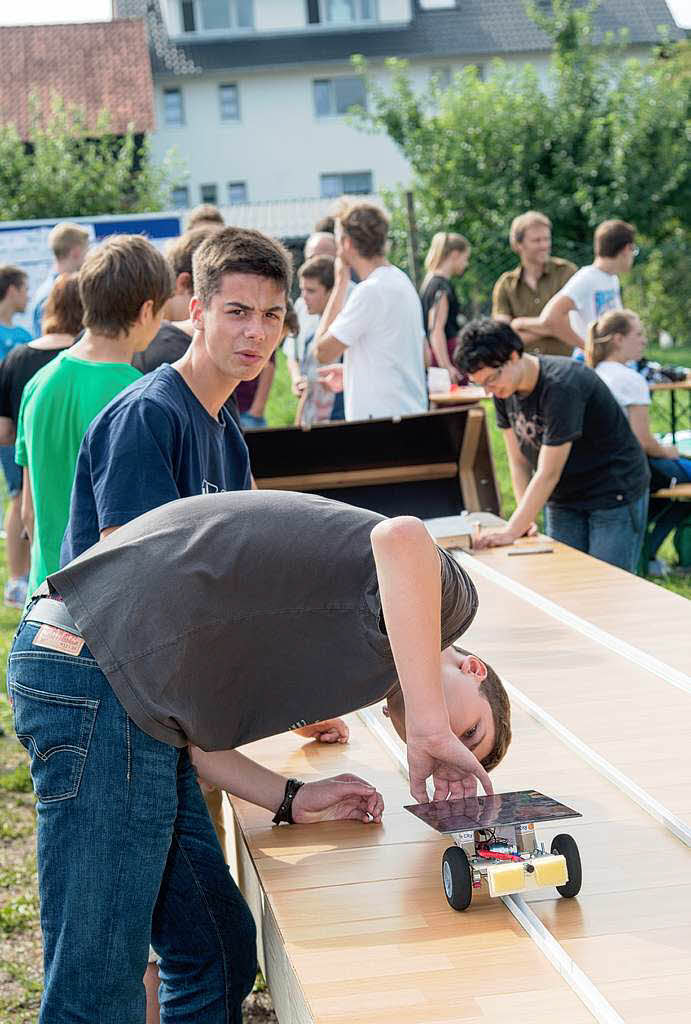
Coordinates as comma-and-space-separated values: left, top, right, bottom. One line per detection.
61, 364, 251, 563
0, 324, 32, 355
30, 272, 58, 338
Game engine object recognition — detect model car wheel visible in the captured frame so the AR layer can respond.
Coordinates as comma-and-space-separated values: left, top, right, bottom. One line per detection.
442, 846, 473, 911
551, 833, 582, 898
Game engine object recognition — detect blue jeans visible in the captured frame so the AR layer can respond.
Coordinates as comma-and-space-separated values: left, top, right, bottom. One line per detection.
544, 492, 649, 573
647, 457, 691, 558
7, 620, 257, 1023
239, 412, 266, 430
0, 444, 22, 496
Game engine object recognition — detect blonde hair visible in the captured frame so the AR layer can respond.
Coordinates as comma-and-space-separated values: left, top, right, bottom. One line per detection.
48, 222, 90, 261
509, 211, 551, 252
585, 309, 638, 368
424, 232, 470, 275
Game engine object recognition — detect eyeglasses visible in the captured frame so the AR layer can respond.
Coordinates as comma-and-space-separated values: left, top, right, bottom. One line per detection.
468, 364, 506, 389
632, 245, 640, 257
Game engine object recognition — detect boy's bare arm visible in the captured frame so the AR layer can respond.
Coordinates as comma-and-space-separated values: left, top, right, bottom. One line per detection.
188, 745, 382, 822
370, 517, 492, 802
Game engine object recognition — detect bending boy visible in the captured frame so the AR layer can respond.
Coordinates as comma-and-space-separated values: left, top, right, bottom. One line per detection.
10, 489, 510, 1023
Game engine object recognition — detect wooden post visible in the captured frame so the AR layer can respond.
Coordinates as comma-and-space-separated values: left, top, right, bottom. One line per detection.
405, 190, 420, 289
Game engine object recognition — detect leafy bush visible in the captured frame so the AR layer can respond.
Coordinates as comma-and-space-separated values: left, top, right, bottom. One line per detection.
354, 0, 690, 340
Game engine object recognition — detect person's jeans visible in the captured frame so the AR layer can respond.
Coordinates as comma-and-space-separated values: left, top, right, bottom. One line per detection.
646, 457, 691, 559
544, 492, 649, 573
0, 444, 22, 496
239, 412, 266, 430
648, 456, 691, 486
7, 620, 257, 1024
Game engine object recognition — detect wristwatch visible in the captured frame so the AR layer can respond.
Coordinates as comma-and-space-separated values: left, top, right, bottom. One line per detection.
272, 778, 305, 826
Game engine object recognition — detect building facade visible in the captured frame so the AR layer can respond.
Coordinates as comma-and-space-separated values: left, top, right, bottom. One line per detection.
113, 0, 683, 209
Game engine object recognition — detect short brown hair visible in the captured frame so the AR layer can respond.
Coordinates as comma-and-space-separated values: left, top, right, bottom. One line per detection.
79, 235, 173, 338
283, 298, 299, 338
314, 215, 335, 234
0, 265, 27, 302
42, 273, 84, 336
594, 219, 635, 258
166, 227, 220, 284
298, 254, 335, 291
186, 204, 224, 230
192, 227, 293, 308
509, 211, 551, 252
48, 222, 90, 261
456, 646, 512, 773
336, 199, 389, 259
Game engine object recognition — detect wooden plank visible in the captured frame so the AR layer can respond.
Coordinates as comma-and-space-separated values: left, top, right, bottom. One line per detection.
255, 461, 458, 492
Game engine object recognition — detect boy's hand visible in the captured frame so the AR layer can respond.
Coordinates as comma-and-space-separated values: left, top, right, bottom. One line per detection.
293, 718, 350, 744
291, 773, 384, 823
406, 728, 493, 804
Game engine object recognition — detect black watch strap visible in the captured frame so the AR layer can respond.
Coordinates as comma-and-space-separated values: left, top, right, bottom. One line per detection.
272, 778, 304, 826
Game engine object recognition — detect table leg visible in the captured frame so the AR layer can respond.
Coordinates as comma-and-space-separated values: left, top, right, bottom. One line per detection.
670, 390, 677, 443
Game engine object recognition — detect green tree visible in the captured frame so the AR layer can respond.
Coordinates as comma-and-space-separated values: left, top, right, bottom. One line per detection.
0, 95, 183, 221
354, 0, 690, 339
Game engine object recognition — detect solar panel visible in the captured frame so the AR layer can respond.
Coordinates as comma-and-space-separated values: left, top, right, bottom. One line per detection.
405, 790, 581, 834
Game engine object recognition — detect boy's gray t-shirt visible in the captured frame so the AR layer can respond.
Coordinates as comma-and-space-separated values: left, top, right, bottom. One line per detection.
48, 490, 478, 751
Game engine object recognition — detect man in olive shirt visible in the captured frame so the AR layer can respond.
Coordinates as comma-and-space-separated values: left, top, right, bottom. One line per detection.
492, 211, 576, 356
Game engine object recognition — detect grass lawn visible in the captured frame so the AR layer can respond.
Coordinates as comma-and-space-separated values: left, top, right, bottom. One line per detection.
0, 342, 688, 1017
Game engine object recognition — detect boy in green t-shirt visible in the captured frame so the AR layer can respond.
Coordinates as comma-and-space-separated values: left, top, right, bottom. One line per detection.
16, 235, 172, 599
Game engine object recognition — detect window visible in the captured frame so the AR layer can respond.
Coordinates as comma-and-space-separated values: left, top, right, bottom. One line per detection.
164, 88, 184, 126
319, 0, 376, 23
227, 181, 248, 204
313, 76, 366, 117
200, 183, 218, 203
171, 185, 190, 208
219, 83, 240, 121
320, 171, 373, 198
179, 0, 253, 33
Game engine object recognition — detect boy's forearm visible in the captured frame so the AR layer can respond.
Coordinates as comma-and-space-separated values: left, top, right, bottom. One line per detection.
188, 745, 285, 812
370, 518, 448, 735
506, 467, 561, 538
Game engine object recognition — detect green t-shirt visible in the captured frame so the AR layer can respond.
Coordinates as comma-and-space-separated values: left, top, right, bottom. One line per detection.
15, 351, 141, 597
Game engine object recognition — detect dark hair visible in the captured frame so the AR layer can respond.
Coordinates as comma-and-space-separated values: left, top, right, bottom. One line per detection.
336, 199, 389, 259
0, 265, 27, 302
79, 235, 173, 338
166, 227, 220, 285
193, 227, 293, 307
42, 273, 83, 336
283, 298, 299, 338
314, 215, 335, 234
454, 318, 524, 374
298, 254, 335, 291
455, 647, 512, 773
186, 204, 224, 230
594, 219, 635, 258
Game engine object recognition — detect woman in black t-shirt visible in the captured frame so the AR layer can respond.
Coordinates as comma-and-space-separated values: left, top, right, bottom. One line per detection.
420, 232, 470, 383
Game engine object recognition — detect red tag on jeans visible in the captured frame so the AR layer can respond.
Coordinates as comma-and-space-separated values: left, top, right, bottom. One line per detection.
32, 624, 84, 656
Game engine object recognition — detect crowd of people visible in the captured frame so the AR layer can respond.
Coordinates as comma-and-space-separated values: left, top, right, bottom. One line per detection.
0, 193, 687, 1021
3, 200, 513, 1023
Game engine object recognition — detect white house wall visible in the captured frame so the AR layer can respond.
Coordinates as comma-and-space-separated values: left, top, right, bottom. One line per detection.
149, 44, 649, 206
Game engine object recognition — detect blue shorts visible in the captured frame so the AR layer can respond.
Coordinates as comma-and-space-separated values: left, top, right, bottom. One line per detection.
0, 445, 22, 497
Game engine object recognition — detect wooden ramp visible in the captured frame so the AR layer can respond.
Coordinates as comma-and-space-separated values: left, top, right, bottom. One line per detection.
229, 536, 691, 1024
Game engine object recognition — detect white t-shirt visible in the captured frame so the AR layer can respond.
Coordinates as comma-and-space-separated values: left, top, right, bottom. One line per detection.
329, 265, 427, 422
595, 359, 650, 409
558, 264, 622, 340
283, 295, 317, 365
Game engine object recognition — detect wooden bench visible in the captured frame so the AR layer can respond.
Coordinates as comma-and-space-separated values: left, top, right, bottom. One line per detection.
245, 406, 500, 518
226, 523, 691, 1023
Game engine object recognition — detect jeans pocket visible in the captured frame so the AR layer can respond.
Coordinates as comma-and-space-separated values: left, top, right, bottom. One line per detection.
9, 680, 99, 802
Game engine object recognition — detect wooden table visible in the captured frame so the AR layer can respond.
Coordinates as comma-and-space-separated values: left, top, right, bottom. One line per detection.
429, 385, 487, 408
649, 377, 691, 443
228, 526, 691, 1024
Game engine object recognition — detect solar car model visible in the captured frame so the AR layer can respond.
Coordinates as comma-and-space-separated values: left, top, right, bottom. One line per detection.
406, 790, 582, 911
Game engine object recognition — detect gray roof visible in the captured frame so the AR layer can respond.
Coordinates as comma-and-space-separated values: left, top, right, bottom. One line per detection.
115, 1, 683, 77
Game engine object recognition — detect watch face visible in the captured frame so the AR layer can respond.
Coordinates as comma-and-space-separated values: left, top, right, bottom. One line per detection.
404, 790, 581, 834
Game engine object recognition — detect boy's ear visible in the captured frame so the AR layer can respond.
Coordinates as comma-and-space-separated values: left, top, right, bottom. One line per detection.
175, 271, 192, 296
136, 298, 156, 326
459, 654, 488, 682
190, 296, 204, 332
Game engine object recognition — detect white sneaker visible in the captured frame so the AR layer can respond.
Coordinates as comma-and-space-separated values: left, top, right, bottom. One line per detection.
647, 558, 671, 578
